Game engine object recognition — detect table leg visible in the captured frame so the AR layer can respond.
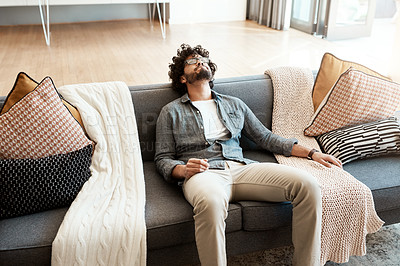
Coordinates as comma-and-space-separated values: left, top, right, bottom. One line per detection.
148, 3, 153, 28
156, 1, 166, 39
38, 0, 50, 46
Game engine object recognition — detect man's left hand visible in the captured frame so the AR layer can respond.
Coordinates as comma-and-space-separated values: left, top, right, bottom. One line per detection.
312, 152, 342, 168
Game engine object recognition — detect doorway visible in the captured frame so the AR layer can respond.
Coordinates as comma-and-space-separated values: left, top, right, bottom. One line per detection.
290, 0, 378, 40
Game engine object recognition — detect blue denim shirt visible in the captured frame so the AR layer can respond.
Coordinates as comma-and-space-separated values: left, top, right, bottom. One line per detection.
155, 90, 298, 183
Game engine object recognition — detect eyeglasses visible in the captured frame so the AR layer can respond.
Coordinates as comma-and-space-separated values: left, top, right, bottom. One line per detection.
185, 57, 210, 65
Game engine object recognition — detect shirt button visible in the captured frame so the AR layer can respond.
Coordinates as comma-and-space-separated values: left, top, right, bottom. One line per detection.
205, 142, 208, 145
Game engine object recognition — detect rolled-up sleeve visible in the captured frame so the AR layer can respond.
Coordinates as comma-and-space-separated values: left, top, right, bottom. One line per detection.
154, 107, 185, 183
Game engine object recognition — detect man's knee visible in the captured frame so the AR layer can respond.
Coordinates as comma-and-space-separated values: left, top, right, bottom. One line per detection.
292, 170, 321, 203
193, 192, 229, 220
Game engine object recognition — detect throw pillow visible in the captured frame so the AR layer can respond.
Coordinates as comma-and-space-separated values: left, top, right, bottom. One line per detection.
0, 76, 92, 159
304, 68, 400, 136
312, 53, 390, 111
0, 72, 85, 128
1, 145, 93, 219
0, 74, 94, 219
316, 117, 400, 165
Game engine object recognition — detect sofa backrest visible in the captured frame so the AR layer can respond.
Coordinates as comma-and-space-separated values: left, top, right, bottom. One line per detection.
0, 74, 274, 162
130, 74, 274, 161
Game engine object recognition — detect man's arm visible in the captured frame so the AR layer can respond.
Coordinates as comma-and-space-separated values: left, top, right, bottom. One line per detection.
240, 101, 297, 156
154, 107, 186, 182
239, 101, 341, 168
291, 144, 342, 168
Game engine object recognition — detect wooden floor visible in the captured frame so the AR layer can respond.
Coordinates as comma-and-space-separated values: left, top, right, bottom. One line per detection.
0, 19, 395, 96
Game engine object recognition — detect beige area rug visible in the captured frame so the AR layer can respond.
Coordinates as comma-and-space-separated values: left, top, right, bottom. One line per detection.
226, 223, 400, 266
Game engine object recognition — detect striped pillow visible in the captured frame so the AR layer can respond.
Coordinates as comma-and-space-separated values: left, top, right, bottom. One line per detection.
316, 117, 400, 165
305, 68, 400, 136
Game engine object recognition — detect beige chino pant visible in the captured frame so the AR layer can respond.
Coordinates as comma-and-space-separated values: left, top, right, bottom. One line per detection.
182, 161, 322, 266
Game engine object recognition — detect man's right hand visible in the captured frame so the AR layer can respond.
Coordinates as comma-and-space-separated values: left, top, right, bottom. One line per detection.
172, 158, 209, 180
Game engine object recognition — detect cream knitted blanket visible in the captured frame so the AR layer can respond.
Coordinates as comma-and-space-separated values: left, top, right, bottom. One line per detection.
265, 67, 384, 264
52, 82, 146, 265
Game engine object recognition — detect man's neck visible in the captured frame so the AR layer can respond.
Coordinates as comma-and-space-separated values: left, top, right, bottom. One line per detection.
187, 80, 212, 101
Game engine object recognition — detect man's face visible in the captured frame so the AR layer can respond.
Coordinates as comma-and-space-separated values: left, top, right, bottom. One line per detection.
181, 54, 213, 85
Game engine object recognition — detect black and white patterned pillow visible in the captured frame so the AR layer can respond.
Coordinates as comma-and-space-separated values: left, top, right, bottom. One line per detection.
0, 144, 93, 219
316, 117, 400, 165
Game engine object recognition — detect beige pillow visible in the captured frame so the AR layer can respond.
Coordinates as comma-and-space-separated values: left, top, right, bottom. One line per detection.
312, 53, 390, 111
304, 68, 400, 136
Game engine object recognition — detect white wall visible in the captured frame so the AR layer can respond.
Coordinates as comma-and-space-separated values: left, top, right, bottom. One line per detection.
169, 0, 247, 24
0, 5, 148, 25
389, 13, 400, 82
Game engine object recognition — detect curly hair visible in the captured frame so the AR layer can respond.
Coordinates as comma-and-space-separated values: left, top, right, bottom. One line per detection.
168, 43, 217, 95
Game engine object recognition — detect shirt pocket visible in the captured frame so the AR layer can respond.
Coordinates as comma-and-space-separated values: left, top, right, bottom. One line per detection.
228, 111, 244, 129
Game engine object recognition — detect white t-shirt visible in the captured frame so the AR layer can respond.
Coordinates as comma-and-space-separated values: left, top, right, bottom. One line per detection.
192, 100, 230, 141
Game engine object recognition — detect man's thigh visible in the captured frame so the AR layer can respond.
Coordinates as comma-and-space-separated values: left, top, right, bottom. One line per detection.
230, 162, 316, 202
182, 169, 233, 207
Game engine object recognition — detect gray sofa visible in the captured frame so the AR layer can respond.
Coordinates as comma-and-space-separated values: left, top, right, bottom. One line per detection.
1, 74, 400, 266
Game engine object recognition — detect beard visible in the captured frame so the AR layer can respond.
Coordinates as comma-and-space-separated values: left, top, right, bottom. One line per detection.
184, 66, 213, 84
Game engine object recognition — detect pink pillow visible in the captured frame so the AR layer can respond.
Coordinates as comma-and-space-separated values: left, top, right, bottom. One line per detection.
304, 68, 400, 136
0, 76, 92, 159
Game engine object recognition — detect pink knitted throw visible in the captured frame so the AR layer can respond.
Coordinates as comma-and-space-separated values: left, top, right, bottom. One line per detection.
265, 67, 384, 264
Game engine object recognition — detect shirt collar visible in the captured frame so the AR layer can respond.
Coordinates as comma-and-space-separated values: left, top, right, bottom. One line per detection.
180, 90, 220, 103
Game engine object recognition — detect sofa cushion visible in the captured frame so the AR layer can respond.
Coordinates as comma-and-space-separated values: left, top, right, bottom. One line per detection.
130, 75, 273, 161
143, 161, 242, 250
238, 201, 292, 231
130, 84, 180, 162
243, 150, 278, 164
344, 155, 400, 215
0, 207, 68, 266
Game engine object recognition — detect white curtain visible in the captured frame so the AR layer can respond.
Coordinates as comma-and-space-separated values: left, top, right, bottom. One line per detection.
247, 0, 292, 30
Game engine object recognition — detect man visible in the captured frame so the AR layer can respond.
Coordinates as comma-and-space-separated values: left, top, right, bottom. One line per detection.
155, 44, 342, 266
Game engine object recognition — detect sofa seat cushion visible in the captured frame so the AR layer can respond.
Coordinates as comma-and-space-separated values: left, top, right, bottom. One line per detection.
242, 150, 278, 164
0, 207, 68, 265
344, 155, 400, 214
238, 201, 292, 231
143, 161, 242, 250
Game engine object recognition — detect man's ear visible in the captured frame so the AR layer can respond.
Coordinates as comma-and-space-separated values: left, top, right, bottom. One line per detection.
180, 75, 186, 84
